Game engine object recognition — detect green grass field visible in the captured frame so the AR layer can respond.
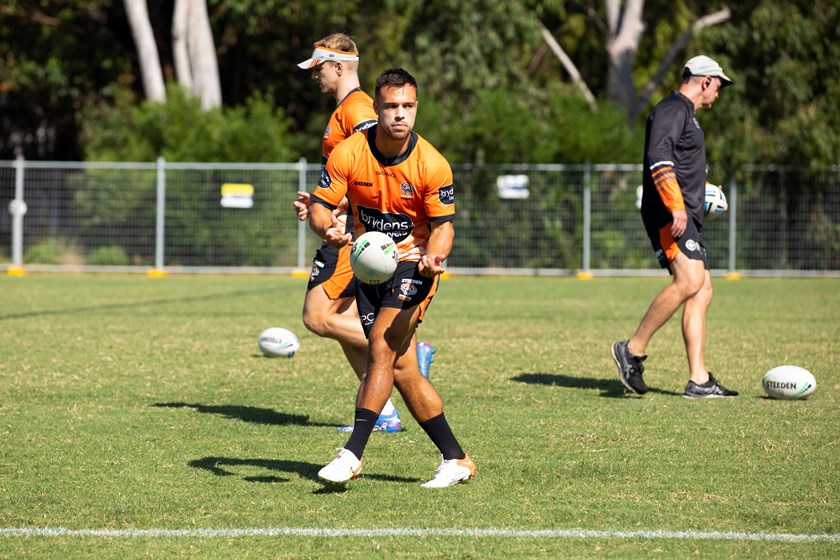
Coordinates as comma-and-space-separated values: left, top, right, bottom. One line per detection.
0, 274, 837, 559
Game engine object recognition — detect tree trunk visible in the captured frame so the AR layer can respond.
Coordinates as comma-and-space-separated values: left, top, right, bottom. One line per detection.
537, 20, 598, 112
605, 0, 645, 111
631, 8, 731, 120
185, 0, 222, 110
172, 0, 193, 90
123, 0, 166, 102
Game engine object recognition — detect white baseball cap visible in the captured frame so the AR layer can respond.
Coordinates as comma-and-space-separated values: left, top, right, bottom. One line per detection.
684, 55, 733, 87
297, 46, 359, 69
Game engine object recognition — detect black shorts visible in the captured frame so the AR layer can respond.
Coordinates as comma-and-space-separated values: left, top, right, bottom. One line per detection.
646, 217, 709, 271
355, 261, 439, 338
306, 242, 357, 299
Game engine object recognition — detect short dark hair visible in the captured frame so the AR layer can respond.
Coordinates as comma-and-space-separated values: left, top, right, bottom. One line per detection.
374, 68, 418, 99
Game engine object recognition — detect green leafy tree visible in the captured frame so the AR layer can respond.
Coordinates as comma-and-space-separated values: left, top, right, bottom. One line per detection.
0, 0, 135, 159
76, 86, 297, 265
697, 0, 840, 173
81, 85, 293, 162
416, 83, 644, 165
3, 0, 839, 171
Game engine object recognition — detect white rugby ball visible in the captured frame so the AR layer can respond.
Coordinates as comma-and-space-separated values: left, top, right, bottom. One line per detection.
704, 183, 728, 221
350, 231, 398, 284
258, 327, 300, 358
762, 365, 816, 400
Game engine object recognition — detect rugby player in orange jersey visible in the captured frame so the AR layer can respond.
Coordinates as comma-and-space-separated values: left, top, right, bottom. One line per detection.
309, 68, 474, 488
293, 34, 435, 433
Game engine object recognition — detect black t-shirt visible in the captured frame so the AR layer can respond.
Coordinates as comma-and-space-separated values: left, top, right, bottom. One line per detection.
641, 91, 707, 230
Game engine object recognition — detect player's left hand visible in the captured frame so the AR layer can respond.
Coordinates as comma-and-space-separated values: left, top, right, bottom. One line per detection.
293, 191, 312, 221
418, 254, 446, 277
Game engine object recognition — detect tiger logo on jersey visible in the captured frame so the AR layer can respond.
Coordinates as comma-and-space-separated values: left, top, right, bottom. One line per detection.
400, 182, 415, 199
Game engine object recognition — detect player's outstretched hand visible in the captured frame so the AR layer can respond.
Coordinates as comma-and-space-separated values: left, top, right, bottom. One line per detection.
293, 191, 312, 221
419, 254, 446, 277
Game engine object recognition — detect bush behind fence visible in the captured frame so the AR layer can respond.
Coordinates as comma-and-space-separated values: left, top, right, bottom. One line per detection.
1, 160, 838, 275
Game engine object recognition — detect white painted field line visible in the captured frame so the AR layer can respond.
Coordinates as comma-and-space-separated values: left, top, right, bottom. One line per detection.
1, 527, 838, 542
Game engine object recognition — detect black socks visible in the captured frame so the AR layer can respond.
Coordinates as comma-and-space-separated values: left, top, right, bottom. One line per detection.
344, 408, 379, 459
419, 412, 465, 461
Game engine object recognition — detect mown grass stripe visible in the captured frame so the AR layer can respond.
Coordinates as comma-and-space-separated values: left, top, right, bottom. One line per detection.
1, 527, 838, 542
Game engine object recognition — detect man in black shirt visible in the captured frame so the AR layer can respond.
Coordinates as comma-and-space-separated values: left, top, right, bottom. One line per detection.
612, 55, 739, 399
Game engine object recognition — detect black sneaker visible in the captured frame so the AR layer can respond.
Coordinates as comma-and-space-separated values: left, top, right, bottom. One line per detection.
611, 340, 648, 394
683, 372, 739, 398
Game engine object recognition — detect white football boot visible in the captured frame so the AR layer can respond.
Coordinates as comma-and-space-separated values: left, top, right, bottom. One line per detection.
318, 448, 363, 483
421, 454, 476, 488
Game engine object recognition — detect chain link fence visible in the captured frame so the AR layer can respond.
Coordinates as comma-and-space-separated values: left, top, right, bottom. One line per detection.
2, 158, 838, 276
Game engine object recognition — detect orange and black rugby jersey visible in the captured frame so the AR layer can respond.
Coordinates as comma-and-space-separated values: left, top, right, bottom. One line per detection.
312, 126, 455, 261
322, 88, 377, 164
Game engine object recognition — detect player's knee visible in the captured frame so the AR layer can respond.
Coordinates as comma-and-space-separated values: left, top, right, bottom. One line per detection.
699, 280, 714, 304
673, 274, 704, 300
368, 336, 392, 360
301, 308, 329, 336
393, 357, 419, 383
672, 260, 706, 297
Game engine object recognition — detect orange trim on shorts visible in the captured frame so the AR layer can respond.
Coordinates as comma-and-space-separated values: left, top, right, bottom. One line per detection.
414, 275, 439, 324
658, 224, 682, 263
321, 244, 355, 300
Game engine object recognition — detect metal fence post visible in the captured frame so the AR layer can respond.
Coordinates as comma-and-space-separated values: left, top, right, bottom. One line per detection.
147, 156, 168, 277
8, 155, 27, 276
578, 161, 593, 279
294, 157, 308, 275
726, 177, 740, 280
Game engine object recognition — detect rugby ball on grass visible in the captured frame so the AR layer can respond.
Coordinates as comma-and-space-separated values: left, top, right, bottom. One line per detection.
704, 183, 728, 221
351, 231, 398, 284
762, 365, 816, 399
258, 327, 299, 358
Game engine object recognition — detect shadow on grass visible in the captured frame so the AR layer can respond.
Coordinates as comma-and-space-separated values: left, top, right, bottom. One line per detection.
189, 456, 420, 493
511, 372, 682, 398
152, 402, 339, 428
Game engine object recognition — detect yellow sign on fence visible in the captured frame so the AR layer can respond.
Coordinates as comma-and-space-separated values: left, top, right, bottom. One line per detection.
220, 183, 254, 209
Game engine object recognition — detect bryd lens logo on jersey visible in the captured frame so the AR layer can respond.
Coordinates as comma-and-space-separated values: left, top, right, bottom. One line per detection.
400, 182, 415, 199
357, 205, 413, 243
439, 184, 454, 205
318, 168, 332, 189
